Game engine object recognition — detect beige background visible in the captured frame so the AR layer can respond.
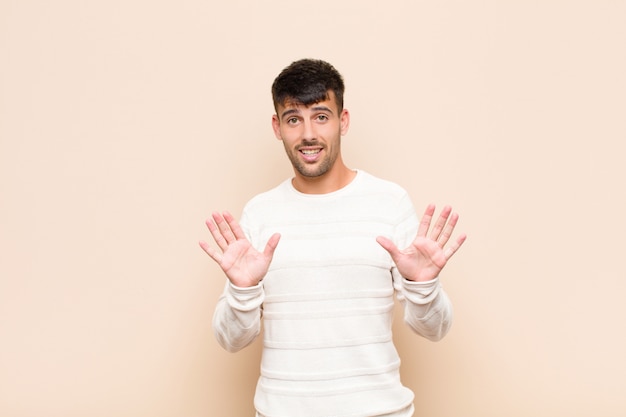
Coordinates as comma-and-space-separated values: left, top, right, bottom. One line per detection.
1, 1, 625, 416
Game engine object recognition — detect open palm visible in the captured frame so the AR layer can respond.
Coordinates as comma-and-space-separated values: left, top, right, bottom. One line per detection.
200, 211, 281, 288
377, 204, 466, 282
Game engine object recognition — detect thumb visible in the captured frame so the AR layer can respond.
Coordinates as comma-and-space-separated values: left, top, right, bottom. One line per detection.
263, 233, 281, 258
376, 236, 400, 258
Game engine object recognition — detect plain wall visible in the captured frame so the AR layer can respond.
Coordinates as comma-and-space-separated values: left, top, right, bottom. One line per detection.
1, 1, 625, 416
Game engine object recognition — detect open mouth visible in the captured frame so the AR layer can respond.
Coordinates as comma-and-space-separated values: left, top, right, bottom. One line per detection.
299, 147, 323, 162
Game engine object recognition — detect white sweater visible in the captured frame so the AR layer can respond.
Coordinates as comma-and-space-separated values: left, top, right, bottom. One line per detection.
212, 170, 453, 417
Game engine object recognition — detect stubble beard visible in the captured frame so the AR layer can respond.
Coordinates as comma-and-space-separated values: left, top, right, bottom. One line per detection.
285, 139, 340, 178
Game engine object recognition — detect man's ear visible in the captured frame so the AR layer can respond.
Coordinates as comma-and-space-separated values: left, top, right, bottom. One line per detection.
340, 109, 350, 135
271, 114, 282, 140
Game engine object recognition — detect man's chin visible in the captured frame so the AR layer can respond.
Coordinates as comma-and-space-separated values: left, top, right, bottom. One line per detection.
296, 164, 331, 178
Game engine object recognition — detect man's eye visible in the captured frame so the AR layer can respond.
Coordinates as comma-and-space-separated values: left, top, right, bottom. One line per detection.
317, 115, 328, 121
287, 117, 299, 124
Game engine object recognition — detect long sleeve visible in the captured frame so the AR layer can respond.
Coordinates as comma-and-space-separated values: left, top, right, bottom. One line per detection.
388, 191, 454, 342
212, 281, 264, 352
393, 274, 453, 341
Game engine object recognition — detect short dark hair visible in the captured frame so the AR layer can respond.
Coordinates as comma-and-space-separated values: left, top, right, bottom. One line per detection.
271, 59, 345, 112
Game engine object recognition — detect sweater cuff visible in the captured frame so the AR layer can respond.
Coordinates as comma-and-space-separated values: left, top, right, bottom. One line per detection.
226, 281, 264, 311
401, 277, 441, 304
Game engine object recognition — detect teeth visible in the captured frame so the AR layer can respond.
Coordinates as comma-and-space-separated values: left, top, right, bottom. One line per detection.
301, 149, 320, 155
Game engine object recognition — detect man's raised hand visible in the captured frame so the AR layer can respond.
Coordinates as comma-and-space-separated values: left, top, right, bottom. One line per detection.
199, 211, 281, 288
376, 204, 466, 282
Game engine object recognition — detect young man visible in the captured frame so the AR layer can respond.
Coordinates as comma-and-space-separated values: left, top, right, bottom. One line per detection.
200, 59, 466, 417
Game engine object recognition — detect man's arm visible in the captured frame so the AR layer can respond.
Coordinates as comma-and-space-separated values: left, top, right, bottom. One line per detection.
200, 211, 280, 351
393, 275, 453, 341
212, 280, 265, 352
379, 204, 465, 341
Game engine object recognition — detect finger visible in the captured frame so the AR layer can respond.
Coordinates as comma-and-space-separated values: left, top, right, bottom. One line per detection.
223, 211, 247, 240
199, 240, 223, 265
213, 212, 236, 244
376, 236, 401, 258
206, 215, 228, 251
417, 204, 436, 237
429, 205, 452, 242
443, 233, 467, 260
437, 211, 458, 247
263, 233, 281, 258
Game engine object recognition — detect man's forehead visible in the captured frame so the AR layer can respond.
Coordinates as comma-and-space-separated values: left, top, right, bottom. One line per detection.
279, 93, 338, 113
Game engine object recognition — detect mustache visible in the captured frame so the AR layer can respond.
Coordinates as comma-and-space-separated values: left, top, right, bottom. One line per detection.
298, 140, 320, 148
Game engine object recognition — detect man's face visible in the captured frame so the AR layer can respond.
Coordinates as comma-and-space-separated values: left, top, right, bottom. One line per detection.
272, 91, 350, 179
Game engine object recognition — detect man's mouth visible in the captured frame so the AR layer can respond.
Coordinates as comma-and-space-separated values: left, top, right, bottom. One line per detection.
299, 147, 323, 162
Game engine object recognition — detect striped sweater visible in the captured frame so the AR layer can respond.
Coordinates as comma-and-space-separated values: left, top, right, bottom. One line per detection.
212, 170, 453, 417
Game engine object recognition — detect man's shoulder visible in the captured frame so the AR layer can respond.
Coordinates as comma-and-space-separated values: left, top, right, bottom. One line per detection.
243, 177, 292, 210
357, 170, 409, 197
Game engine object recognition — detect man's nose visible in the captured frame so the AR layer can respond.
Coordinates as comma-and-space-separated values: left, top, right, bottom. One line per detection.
302, 119, 316, 140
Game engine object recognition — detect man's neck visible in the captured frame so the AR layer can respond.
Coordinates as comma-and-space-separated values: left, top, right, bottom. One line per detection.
292, 165, 356, 195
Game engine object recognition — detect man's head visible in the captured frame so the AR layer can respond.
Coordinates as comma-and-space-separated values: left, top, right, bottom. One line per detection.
271, 59, 345, 113
271, 59, 352, 192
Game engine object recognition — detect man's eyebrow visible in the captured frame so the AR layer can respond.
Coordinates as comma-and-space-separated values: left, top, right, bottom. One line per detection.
311, 105, 334, 115
280, 105, 334, 119
280, 108, 301, 119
